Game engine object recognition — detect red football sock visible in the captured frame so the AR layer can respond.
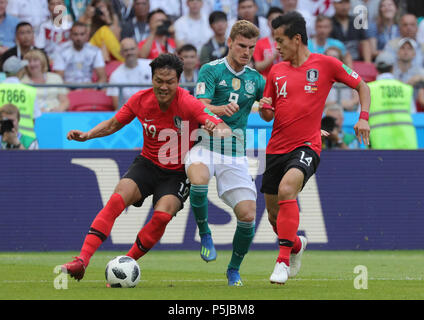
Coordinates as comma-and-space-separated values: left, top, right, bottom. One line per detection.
291, 235, 302, 254
127, 211, 173, 260
276, 199, 299, 266
79, 193, 126, 266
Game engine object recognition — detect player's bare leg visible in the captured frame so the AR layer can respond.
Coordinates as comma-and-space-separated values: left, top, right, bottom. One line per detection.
186, 162, 217, 262
62, 178, 141, 281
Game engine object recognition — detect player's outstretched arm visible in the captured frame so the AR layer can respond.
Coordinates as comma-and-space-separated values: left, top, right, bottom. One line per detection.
67, 116, 125, 142
202, 119, 232, 138
353, 80, 371, 146
199, 98, 240, 117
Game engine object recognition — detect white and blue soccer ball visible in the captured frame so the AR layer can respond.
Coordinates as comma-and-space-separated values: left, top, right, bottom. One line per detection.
105, 256, 141, 288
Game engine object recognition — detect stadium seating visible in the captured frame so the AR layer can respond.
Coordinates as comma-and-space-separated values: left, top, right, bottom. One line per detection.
67, 89, 115, 112
91, 60, 122, 82
352, 61, 378, 82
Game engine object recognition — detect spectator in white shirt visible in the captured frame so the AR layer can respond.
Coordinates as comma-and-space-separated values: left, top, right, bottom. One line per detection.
6, 0, 50, 34
35, 0, 73, 64
53, 21, 106, 83
228, 0, 270, 39
174, 0, 213, 53
106, 37, 151, 109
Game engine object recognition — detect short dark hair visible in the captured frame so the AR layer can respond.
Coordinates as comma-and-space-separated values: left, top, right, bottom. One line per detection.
271, 11, 308, 45
15, 22, 33, 34
150, 53, 184, 80
177, 44, 197, 55
266, 6, 284, 19
209, 10, 227, 25
71, 21, 88, 31
148, 8, 167, 23
238, 0, 255, 5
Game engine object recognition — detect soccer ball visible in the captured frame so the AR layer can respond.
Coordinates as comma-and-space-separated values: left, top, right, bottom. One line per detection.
105, 256, 141, 288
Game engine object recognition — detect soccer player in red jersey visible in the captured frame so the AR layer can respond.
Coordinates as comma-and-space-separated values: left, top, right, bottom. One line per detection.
61, 53, 229, 281
258, 12, 371, 284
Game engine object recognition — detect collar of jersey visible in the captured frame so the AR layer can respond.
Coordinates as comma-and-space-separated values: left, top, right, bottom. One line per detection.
224, 57, 246, 77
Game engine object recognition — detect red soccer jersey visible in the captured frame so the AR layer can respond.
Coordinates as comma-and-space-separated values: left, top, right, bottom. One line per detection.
115, 87, 221, 171
253, 37, 282, 79
264, 53, 362, 156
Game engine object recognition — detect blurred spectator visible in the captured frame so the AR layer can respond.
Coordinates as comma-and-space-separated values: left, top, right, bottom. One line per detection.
149, 0, 182, 21
350, 0, 380, 24
255, 0, 281, 17
174, 0, 213, 53
199, 10, 228, 65
120, 0, 150, 43
19, 49, 69, 112
297, 0, 334, 17
253, 6, 284, 79
177, 43, 199, 95
111, 0, 135, 24
383, 13, 424, 69
0, 103, 38, 149
331, 0, 372, 63
308, 15, 353, 67
212, 0, 238, 22
137, 9, 176, 59
229, 0, 270, 39
367, 0, 399, 60
65, 0, 90, 22
0, 0, 19, 56
321, 115, 348, 149
280, 0, 315, 37
323, 103, 360, 149
86, 0, 123, 63
182, 0, 214, 19
106, 38, 151, 109
53, 21, 106, 83
0, 56, 41, 145
0, 22, 50, 72
6, 0, 49, 34
393, 38, 424, 86
35, 0, 73, 65
368, 51, 418, 149
325, 46, 359, 111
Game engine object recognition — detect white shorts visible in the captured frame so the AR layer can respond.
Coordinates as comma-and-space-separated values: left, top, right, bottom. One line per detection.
185, 145, 257, 209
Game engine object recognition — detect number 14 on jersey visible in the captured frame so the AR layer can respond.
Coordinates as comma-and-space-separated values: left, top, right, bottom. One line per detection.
275, 80, 287, 98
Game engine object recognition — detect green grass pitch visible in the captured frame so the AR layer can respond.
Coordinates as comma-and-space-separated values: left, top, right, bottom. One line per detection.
1, 250, 423, 300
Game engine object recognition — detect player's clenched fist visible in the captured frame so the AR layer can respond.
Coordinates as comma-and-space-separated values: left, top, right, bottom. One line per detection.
222, 101, 239, 117
67, 130, 90, 141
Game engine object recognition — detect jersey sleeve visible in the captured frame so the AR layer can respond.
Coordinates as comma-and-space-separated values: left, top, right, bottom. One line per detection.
181, 92, 222, 125
331, 56, 362, 89
114, 94, 137, 125
195, 63, 216, 100
263, 66, 277, 105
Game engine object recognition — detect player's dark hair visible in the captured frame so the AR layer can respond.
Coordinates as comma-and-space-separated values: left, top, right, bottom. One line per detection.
266, 6, 284, 19
150, 53, 184, 80
271, 11, 308, 45
15, 22, 33, 34
209, 10, 227, 25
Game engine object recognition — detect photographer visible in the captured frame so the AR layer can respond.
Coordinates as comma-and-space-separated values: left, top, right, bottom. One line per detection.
137, 9, 175, 59
0, 104, 38, 150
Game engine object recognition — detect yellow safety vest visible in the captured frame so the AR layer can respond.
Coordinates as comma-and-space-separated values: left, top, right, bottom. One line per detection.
368, 78, 418, 149
0, 83, 37, 139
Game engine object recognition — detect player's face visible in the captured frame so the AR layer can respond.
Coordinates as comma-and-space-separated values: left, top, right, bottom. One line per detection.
274, 27, 300, 62
152, 68, 179, 106
228, 35, 257, 67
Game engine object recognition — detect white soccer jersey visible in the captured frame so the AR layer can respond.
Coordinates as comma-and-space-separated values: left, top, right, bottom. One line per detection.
35, 19, 72, 60
6, 0, 49, 33
53, 41, 105, 83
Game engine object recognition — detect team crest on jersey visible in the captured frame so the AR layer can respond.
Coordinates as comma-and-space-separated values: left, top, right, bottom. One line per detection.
245, 80, 256, 94
306, 69, 319, 83
232, 78, 241, 91
174, 116, 182, 134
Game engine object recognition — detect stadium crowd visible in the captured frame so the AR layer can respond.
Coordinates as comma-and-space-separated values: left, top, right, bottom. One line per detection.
0, 0, 422, 149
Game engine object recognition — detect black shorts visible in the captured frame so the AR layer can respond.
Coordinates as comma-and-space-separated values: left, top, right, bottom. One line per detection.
260, 146, 320, 195
123, 155, 190, 210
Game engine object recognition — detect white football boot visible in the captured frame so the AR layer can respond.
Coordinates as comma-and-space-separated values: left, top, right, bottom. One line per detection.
269, 261, 290, 285
288, 236, 307, 278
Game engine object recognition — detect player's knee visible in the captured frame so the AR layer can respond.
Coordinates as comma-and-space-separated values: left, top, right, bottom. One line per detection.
187, 163, 210, 185
235, 200, 256, 222
277, 183, 298, 200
